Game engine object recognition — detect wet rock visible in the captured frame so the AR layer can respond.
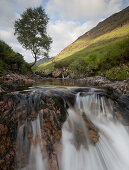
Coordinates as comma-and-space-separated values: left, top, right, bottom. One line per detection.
79, 76, 129, 96
0, 87, 128, 169
82, 114, 99, 145
38, 69, 53, 77
62, 67, 69, 77
0, 73, 35, 91
69, 72, 75, 79
0, 92, 68, 169
0, 124, 8, 135
52, 69, 62, 78
49, 154, 59, 170
43, 69, 52, 77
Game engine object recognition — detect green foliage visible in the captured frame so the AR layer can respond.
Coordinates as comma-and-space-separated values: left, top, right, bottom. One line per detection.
54, 60, 71, 68
105, 65, 129, 80
69, 58, 88, 78
35, 63, 54, 72
0, 40, 31, 74
20, 62, 31, 74
0, 59, 7, 74
14, 6, 52, 66
52, 36, 129, 80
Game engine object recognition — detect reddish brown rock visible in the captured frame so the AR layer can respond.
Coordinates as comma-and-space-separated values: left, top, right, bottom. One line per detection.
82, 114, 99, 144
52, 69, 62, 78
0, 124, 8, 135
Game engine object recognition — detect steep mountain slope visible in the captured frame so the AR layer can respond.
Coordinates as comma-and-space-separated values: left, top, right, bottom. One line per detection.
36, 6, 129, 80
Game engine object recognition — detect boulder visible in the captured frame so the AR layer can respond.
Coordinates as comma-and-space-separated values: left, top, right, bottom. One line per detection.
62, 67, 69, 77
69, 72, 75, 79
52, 69, 62, 78
43, 69, 52, 77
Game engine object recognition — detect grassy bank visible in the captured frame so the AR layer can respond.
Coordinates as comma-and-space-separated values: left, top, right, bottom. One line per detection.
35, 23, 129, 80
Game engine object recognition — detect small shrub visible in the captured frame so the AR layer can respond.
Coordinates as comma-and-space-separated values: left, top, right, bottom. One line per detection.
69, 58, 88, 78
105, 65, 129, 80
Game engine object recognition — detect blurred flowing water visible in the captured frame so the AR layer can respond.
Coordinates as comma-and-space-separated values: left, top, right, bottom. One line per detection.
17, 115, 47, 170
16, 85, 129, 170
61, 92, 129, 170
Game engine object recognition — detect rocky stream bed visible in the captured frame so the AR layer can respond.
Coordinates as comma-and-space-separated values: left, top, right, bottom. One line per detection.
0, 73, 129, 170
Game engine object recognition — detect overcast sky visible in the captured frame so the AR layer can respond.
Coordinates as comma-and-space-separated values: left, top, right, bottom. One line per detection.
0, 0, 128, 62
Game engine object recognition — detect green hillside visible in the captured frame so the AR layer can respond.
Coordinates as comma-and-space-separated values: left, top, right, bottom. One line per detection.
36, 6, 129, 80
0, 40, 31, 75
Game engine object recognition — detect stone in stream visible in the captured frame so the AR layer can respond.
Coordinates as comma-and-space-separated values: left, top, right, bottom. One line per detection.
82, 114, 99, 144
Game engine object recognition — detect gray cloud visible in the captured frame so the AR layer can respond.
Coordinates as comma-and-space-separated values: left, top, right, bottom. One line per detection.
0, 0, 16, 28
46, 0, 123, 20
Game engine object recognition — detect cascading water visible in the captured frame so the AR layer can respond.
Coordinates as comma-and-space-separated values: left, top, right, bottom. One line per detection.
16, 88, 129, 170
61, 92, 129, 170
17, 115, 47, 170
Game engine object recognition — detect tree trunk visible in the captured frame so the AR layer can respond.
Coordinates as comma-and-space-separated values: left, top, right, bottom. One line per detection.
30, 53, 37, 68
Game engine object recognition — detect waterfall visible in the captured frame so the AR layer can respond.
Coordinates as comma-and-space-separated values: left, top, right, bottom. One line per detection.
16, 89, 129, 170
62, 73, 64, 79
61, 92, 129, 170
17, 115, 47, 170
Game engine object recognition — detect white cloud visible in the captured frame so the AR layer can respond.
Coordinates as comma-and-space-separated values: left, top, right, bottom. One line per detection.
46, 0, 123, 20
16, 0, 42, 9
48, 20, 98, 57
0, 0, 42, 28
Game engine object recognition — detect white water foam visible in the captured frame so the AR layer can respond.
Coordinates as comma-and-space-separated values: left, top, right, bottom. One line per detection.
61, 92, 129, 170
17, 115, 47, 170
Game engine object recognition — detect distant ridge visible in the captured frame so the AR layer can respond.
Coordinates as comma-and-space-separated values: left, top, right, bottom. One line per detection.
35, 58, 49, 66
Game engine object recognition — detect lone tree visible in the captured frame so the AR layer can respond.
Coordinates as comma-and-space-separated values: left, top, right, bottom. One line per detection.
14, 6, 52, 67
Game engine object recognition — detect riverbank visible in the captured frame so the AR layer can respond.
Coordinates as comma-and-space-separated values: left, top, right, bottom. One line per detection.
0, 73, 35, 92
81, 76, 129, 95
0, 74, 129, 97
